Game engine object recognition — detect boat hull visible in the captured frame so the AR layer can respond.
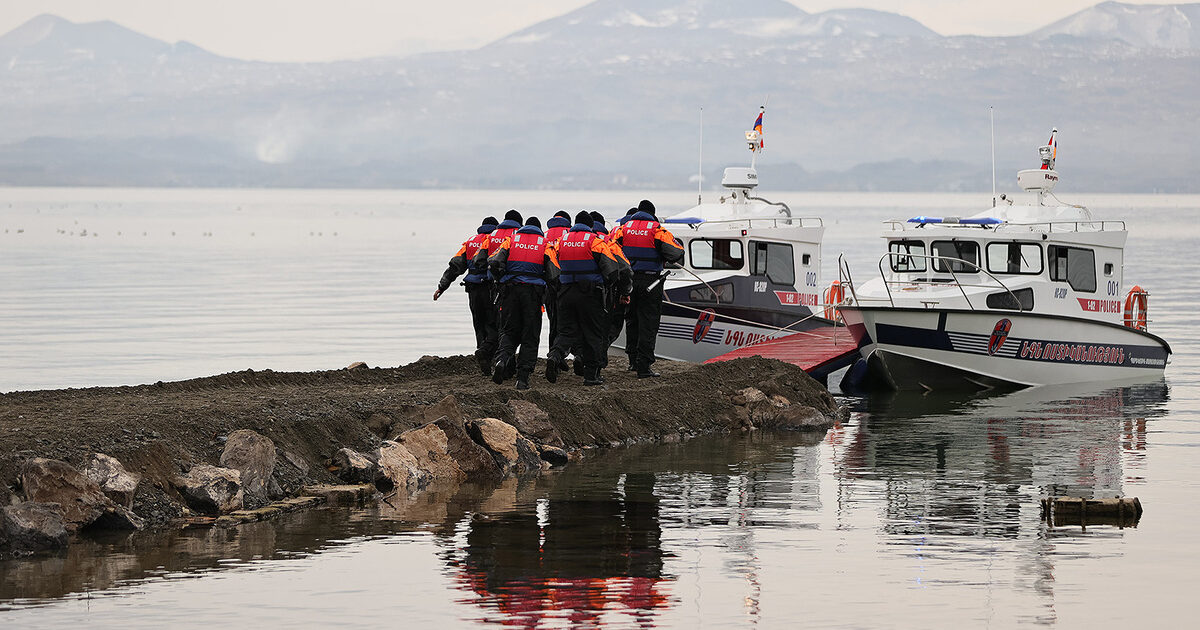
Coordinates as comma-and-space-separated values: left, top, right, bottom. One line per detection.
614, 301, 836, 364
840, 306, 1171, 390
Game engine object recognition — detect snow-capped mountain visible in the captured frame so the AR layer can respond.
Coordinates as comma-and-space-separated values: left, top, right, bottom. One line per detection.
1035, 1, 1200, 48
0, 1, 1195, 192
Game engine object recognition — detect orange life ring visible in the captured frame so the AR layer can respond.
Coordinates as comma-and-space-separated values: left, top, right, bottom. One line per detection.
1123, 286, 1148, 331
823, 281, 845, 321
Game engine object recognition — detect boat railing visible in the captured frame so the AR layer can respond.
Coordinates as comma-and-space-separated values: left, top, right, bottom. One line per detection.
994, 220, 1125, 233
676, 216, 823, 230
869, 253, 1027, 311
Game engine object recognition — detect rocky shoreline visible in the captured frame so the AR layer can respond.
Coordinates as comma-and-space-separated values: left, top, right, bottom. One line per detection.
0, 355, 841, 557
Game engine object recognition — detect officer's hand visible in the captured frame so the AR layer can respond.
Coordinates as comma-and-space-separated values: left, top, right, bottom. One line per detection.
433, 288, 443, 301
619, 294, 631, 305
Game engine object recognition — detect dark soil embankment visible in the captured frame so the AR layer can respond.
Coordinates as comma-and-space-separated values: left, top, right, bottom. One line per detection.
0, 356, 840, 525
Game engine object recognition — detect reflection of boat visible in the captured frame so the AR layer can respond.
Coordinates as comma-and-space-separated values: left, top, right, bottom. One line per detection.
831, 380, 1167, 537
617, 108, 836, 364
838, 129, 1172, 390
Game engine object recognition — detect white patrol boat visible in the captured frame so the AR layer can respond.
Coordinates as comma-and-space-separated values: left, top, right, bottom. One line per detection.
838, 129, 1172, 390
627, 109, 837, 364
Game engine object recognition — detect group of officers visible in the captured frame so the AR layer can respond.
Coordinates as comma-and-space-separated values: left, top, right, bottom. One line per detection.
434, 200, 684, 390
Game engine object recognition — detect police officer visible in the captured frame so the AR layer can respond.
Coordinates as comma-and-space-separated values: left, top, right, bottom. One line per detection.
546, 211, 630, 386
487, 216, 555, 390
543, 210, 573, 354
434, 215, 499, 375
612, 200, 683, 378
474, 209, 523, 375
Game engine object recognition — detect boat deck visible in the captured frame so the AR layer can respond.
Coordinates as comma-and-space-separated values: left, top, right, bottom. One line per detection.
704, 326, 860, 383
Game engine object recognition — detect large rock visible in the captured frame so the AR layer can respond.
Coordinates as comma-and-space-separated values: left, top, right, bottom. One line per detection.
84, 453, 142, 509
466, 418, 543, 477
332, 447, 378, 484
507, 400, 563, 447
1, 502, 69, 552
754, 404, 833, 432
396, 416, 501, 484
219, 429, 278, 505
20, 458, 110, 532
173, 465, 244, 514
373, 441, 429, 493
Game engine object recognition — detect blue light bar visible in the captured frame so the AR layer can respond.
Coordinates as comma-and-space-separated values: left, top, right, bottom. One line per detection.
907, 217, 1001, 226
663, 217, 704, 225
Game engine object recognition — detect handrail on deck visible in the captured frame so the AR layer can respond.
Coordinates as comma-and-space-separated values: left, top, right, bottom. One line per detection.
872, 253, 1027, 311
680, 216, 823, 230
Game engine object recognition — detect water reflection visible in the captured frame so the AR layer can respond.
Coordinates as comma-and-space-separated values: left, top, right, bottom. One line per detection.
0, 381, 1173, 626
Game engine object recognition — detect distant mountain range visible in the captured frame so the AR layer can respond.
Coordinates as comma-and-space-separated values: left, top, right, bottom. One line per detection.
0, 1, 1196, 192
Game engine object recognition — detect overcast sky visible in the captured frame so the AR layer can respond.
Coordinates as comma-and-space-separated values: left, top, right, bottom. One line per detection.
0, 1, 1171, 62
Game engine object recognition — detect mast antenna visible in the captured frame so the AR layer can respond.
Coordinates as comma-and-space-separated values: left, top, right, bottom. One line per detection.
698, 107, 704, 205
990, 106, 997, 208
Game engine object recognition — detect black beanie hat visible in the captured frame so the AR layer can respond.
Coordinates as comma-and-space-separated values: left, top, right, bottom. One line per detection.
637, 199, 655, 214
504, 209, 523, 223
525, 216, 541, 229
574, 211, 592, 226
589, 211, 606, 226
482, 216, 499, 226
625, 207, 638, 216
554, 210, 571, 220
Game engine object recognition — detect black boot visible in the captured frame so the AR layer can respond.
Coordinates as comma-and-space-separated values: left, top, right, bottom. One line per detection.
477, 354, 492, 376
516, 373, 531, 390
636, 362, 660, 379
492, 358, 506, 384
573, 359, 587, 377
583, 367, 604, 386
545, 354, 560, 383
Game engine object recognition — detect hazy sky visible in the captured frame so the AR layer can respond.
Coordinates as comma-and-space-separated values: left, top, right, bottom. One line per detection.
0, 1, 1171, 62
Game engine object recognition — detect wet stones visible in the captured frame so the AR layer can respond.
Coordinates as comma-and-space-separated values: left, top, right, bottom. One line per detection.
85, 453, 142, 509
332, 447, 378, 484
536, 444, 569, 467
730, 387, 834, 432
507, 400, 563, 447
373, 441, 428, 492
173, 465, 244, 515
1, 502, 69, 552
20, 457, 112, 532
467, 418, 543, 477
396, 416, 500, 484
219, 429, 279, 506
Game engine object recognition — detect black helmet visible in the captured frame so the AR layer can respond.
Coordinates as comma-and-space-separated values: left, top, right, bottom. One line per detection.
574, 211, 592, 226
625, 207, 638, 216
524, 216, 542, 229
504, 209, 523, 223
637, 199, 655, 214
589, 211, 605, 226
482, 216, 499, 226
554, 210, 571, 220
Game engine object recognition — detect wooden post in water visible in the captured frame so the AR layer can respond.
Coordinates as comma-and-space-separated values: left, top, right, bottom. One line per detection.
1041, 497, 1142, 529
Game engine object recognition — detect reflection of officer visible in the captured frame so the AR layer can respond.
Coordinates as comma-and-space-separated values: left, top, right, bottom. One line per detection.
486, 216, 555, 390
546, 212, 630, 386
612, 200, 683, 378
434, 215, 499, 376
543, 210, 573, 356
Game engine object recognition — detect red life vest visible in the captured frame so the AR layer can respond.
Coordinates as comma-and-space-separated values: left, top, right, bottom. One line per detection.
501, 230, 547, 285
463, 232, 491, 283
487, 227, 517, 256
621, 219, 661, 272
557, 230, 603, 284
545, 225, 569, 244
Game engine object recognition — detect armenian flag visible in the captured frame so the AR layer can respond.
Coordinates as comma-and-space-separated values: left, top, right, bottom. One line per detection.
753, 109, 764, 148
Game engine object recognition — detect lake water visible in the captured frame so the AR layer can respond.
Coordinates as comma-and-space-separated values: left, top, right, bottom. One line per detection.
1, 188, 1198, 627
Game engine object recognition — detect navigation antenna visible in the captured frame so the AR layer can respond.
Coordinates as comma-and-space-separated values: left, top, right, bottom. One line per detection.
990, 106, 997, 208
698, 107, 704, 205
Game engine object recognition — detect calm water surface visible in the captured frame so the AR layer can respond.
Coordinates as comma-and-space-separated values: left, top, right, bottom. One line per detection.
1, 188, 1198, 627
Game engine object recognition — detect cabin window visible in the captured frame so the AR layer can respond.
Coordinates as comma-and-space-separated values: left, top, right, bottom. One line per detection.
931, 240, 980, 273
689, 238, 744, 270
986, 288, 1034, 311
1048, 245, 1097, 293
986, 242, 1043, 275
888, 240, 926, 272
749, 241, 795, 285
689, 282, 734, 302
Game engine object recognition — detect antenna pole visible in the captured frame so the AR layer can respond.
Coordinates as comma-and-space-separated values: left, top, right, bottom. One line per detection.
698, 107, 703, 205
990, 106, 997, 208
